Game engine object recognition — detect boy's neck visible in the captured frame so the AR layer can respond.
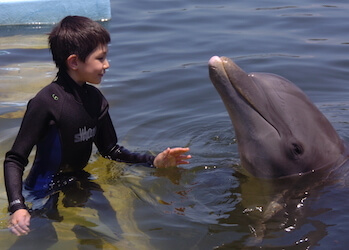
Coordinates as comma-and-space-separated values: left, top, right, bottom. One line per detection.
66, 69, 85, 87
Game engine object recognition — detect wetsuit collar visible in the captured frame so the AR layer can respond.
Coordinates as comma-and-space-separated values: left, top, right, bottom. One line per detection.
56, 70, 88, 104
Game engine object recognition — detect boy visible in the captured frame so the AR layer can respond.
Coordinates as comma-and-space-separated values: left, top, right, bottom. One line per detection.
4, 16, 191, 237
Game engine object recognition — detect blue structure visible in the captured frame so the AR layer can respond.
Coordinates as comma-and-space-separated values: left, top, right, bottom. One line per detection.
0, 0, 111, 25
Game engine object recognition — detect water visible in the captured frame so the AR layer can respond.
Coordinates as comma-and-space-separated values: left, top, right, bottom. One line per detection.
1, 0, 349, 249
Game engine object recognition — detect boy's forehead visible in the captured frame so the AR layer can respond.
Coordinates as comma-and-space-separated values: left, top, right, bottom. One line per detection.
99, 44, 108, 52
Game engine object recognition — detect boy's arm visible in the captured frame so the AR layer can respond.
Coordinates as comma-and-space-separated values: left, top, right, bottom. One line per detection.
94, 112, 156, 166
4, 95, 51, 213
104, 145, 156, 166
4, 154, 27, 213
4, 95, 51, 236
95, 111, 190, 167
94, 93, 190, 167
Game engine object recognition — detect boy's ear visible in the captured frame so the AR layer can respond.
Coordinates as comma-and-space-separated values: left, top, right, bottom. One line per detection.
66, 54, 79, 70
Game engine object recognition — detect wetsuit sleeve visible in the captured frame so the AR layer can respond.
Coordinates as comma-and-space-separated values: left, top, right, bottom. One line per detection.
94, 108, 155, 166
4, 95, 51, 213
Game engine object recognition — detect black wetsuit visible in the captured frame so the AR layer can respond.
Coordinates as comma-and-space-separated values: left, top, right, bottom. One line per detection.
4, 71, 155, 214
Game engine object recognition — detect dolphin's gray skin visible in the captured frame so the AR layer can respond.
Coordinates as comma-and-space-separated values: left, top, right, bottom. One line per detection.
208, 56, 348, 179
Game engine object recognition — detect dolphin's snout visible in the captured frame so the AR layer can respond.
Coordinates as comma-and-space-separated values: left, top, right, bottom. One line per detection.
209, 56, 221, 66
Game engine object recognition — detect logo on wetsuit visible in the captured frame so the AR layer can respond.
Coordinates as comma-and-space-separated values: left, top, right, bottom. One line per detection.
74, 126, 96, 143
52, 93, 59, 101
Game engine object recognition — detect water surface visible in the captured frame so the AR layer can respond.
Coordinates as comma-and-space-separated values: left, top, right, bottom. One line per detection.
1, 0, 349, 249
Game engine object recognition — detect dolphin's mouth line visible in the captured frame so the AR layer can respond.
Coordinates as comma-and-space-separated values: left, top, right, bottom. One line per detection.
209, 55, 280, 136
225, 69, 281, 137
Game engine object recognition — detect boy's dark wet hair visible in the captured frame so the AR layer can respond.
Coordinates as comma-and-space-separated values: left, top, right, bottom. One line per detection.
49, 16, 110, 71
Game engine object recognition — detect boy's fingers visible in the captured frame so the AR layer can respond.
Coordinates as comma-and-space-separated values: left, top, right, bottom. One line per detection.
19, 222, 30, 232
181, 155, 191, 159
169, 147, 190, 155
176, 160, 190, 165
9, 224, 28, 236
9, 218, 31, 236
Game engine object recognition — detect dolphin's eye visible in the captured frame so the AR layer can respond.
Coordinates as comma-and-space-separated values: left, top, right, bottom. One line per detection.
292, 143, 304, 155
286, 142, 304, 160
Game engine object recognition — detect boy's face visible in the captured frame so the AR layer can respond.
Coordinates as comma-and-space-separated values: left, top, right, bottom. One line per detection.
75, 45, 109, 85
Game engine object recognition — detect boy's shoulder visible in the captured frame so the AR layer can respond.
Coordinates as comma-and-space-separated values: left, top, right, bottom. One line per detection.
29, 81, 66, 107
34, 80, 63, 97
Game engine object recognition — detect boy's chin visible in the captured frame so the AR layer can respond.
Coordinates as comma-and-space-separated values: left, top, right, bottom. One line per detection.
87, 81, 101, 85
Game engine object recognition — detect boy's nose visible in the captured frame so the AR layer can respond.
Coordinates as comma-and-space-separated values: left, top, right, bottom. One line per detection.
104, 60, 110, 69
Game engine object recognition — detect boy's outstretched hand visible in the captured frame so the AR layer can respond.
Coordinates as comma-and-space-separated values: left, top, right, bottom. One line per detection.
154, 147, 191, 168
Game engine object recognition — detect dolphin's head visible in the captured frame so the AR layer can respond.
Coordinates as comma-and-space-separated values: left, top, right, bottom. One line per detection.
209, 56, 346, 178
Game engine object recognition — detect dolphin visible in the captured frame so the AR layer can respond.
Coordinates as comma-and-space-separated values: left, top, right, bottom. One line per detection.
208, 56, 348, 179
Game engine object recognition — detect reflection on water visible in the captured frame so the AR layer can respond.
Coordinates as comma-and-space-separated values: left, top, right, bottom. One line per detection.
1, 0, 349, 249
0, 62, 56, 111
0, 35, 49, 50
